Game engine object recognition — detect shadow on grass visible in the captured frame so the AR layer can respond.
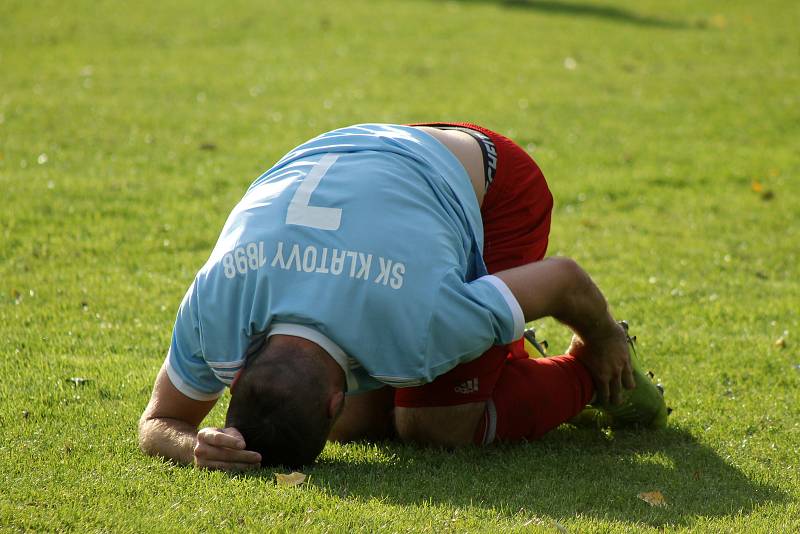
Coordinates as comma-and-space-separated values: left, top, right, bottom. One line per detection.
440, 0, 689, 29
289, 427, 786, 528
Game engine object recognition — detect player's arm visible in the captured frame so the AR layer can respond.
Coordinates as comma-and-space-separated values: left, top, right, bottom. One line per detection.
493, 257, 635, 405
138, 363, 261, 470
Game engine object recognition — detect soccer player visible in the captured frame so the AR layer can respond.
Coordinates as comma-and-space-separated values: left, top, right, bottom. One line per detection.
138, 123, 667, 471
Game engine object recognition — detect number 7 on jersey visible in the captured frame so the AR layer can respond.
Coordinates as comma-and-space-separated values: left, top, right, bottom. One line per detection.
285, 153, 342, 231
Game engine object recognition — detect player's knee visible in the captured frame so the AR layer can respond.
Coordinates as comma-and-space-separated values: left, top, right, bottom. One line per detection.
394, 407, 429, 444
394, 404, 485, 448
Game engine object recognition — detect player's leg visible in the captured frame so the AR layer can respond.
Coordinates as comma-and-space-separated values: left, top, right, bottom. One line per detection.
394, 345, 508, 446
396, 123, 594, 445
394, 342, 596, 446
394, 403, 487, 447
328, 386, 395, 443
474, 345, 594, 443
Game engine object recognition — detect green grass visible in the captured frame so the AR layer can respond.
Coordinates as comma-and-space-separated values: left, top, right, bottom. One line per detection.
1, 0, 799, 531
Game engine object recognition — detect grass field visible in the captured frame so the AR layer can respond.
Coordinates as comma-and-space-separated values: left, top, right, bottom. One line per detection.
2, 0, 799, 531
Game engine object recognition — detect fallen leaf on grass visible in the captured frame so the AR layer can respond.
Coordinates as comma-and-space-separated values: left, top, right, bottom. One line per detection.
751, 180, 775, 200
775, 330, 788, 348
710, 14, 727, 29
637, 491, 667, 507
275, 471, 306, 487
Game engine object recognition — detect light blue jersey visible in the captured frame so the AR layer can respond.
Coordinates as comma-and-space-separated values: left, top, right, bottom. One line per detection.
165, 124, 524, 400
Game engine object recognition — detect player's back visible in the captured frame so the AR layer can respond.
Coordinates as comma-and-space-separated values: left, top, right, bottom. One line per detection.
191, 124, 485, 391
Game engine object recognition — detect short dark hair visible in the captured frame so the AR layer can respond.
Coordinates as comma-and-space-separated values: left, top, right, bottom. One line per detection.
225, 339, 332, 468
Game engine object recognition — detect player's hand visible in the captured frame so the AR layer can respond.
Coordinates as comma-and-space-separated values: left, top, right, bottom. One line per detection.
567, 322, 636, 406
193, 427, 261, 471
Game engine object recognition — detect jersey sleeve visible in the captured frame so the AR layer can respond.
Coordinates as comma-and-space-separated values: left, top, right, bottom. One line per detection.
164, 282, 226, 401
423, 272, 525, 379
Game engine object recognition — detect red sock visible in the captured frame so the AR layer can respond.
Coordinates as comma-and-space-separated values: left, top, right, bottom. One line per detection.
474, 354, 594, 444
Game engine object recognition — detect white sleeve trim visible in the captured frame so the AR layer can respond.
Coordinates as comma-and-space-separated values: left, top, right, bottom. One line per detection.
479, 274, 525, 342
164, 356, 225, 401
268, 322, 358, 392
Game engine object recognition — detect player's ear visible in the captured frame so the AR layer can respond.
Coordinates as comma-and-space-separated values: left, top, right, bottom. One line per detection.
328, 391, 345, 420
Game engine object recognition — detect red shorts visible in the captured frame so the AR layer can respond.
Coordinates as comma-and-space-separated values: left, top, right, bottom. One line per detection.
395, 123, 554, 407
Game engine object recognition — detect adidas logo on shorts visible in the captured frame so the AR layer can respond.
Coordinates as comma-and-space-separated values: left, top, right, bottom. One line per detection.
454, 378, 479, 394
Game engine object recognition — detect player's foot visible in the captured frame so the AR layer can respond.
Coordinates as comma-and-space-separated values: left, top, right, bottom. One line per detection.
568, 406, 615, 428
572, 321, 669, 429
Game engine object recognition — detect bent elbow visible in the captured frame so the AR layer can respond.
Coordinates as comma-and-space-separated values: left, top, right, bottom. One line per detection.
548, 257, 596, 316
550, 256, 582, 278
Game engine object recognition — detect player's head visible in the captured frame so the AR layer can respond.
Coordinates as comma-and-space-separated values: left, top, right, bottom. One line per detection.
225, 335, 345, 468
